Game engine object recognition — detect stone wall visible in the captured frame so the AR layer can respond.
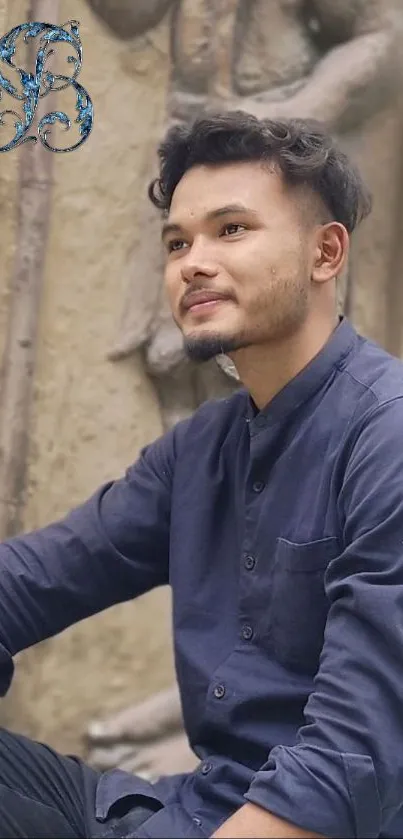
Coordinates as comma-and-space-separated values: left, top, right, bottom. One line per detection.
0, 0, 175, 756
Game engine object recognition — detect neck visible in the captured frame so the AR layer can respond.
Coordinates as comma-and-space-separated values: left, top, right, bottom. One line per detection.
230, 313, 340, 410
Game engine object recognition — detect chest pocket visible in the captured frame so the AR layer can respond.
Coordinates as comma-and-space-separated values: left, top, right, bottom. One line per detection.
271, 536, 339, 675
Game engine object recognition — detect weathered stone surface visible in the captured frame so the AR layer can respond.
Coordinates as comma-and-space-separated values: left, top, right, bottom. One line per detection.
0, 0, 27, 369
87, 685, 197, 780
89, 730, 198, 780
0, 0, 175, 757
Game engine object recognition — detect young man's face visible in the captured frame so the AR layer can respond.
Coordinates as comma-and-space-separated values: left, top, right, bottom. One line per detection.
162, 161, 320, 362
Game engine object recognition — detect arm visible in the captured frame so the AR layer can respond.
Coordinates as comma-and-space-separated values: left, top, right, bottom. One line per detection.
214, 397, 403, 838
0, 424, 183, 695
212, 804, 322, 838
236, 0, 401, 133
85, 0, 174, 40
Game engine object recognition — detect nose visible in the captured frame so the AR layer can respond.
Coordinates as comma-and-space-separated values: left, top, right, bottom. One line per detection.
180, 240, 219, 285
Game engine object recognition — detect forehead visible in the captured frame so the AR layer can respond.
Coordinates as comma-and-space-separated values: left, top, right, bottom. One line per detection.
168, 161, 289, 222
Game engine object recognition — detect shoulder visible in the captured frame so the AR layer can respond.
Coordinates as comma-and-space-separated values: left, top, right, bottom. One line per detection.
308, 0, 389, 40
343, 333, 403, 412
339, 337, 403, 482
334, 343, 403, 536
310, 331, 403, 490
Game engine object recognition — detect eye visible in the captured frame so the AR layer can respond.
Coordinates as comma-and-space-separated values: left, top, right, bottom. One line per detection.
221, 222, 247, 237
166, 239, 187, 253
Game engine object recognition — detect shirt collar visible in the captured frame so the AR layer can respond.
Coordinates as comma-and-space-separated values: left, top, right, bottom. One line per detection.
246, 317, 359, 430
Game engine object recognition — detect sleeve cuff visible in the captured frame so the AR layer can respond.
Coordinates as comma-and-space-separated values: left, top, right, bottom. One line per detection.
244, 744, 381, 838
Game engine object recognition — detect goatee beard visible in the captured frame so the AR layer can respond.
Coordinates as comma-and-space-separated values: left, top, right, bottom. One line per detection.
184, 333, 246, 362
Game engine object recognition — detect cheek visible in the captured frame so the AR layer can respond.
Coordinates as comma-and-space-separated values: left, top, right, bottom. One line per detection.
164, 265, 181, 304
242, 238, 306, 287
228, 237, 282, 278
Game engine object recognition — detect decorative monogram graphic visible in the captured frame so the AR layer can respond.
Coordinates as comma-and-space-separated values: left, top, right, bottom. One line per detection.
0, 20, 93, 152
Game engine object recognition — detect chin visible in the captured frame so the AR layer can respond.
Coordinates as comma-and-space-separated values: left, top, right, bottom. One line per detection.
183, 328, 246, 363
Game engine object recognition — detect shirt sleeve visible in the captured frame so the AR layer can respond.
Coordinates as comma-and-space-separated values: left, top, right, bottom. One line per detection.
245, 397, 403, 838
0, 423, 183, 696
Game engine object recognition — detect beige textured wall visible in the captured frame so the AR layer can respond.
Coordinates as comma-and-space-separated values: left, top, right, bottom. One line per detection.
0, 0, 23, 371
0, 0, 176, 755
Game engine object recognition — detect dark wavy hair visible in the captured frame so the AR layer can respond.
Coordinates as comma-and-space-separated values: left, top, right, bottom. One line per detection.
148, 111, 372, 233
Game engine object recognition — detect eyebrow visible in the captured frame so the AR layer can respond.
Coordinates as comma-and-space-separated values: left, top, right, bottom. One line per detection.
161, 203, 257, 241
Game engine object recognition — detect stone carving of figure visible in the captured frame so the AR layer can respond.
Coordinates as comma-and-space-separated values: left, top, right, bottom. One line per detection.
87, 0, 402, 429
85, 0, 403, 776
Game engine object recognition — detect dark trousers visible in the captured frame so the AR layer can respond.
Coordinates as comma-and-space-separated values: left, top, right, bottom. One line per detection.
0, 727, 155, 837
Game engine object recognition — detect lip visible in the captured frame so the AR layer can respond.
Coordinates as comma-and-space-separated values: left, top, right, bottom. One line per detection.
182, 291, 232, 313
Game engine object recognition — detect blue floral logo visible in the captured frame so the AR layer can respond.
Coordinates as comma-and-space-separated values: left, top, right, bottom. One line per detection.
0, 19, 93, 152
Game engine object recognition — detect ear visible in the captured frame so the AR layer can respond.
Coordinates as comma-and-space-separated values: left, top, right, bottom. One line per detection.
312, 222, 349, 284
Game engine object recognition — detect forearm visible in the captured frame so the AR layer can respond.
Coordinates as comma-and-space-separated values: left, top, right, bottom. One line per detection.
239, 30, 395, 133
0, 509, 127, 658
289, 30, 395, 131
0, 444, 173, 667
212, 803, 323, 839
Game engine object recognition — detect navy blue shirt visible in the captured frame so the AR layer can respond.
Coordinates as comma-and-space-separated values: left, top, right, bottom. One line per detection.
0, 318, 403, 838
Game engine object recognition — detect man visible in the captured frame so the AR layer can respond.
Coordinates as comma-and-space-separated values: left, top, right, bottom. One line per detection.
84, 0, 403, 779
0, 111, 402, 838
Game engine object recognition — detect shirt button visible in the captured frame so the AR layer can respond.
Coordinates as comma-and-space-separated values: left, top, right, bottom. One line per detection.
252, 480, 265, 493
213, 683, 226, 699
201, 762, 212, 775
244, 554, 256, 571
241, 624, 254, 641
